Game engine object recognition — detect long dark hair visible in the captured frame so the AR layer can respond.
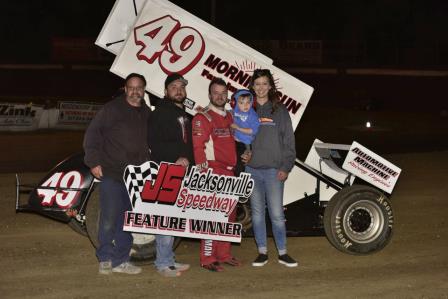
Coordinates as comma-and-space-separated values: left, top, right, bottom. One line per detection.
249, 69, 280, 113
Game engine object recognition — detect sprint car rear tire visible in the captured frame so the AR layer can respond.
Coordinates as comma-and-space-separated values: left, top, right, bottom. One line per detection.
323, 185, 394, 255
84, 190, 180, 262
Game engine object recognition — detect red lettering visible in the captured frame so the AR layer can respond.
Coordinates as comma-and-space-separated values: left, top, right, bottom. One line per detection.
141, 163, 186, 205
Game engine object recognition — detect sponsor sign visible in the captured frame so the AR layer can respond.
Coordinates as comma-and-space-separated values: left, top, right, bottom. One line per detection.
57, 101, 102, 127
0, 103, 43, 131
123, 161, 254, 242
103, 0, 313, 129
342, 142, 401, 193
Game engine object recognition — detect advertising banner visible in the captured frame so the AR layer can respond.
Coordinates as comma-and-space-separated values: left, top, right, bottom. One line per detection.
0, 103, 43, 131
343, 142, 401, 193
123, 161, 254, 242
57, 101, 102, 128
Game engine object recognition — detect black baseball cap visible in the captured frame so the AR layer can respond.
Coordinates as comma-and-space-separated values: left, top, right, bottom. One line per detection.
164, 73, 188, 88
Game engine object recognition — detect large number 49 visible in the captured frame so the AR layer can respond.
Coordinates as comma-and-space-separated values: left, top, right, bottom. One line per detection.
37, 171, 83, 208
134, 15, 205, 75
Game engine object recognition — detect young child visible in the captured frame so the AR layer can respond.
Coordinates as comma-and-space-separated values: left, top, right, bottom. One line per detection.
231, 89, 260, 176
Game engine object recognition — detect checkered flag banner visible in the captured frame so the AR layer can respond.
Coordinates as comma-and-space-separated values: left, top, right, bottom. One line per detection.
123, 161, 159, 207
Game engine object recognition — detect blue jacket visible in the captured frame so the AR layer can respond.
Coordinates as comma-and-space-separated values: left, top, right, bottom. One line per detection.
232, 90, 260, 145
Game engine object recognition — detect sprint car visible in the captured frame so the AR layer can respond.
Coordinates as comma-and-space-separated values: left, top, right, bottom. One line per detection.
16, 139, 400, 261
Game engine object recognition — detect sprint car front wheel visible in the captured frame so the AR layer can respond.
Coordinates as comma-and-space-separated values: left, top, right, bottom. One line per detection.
85, 190, 180, 262
323, 185, 394, 255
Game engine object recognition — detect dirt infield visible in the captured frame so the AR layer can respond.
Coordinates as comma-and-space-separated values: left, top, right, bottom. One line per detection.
1, 146, 448, 297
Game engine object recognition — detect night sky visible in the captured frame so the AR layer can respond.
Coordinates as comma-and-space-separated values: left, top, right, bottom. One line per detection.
0, 0, 447, 67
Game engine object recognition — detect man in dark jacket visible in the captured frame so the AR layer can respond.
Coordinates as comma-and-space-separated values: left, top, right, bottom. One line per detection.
84, 73, 151, 275
148, 73, 194, 277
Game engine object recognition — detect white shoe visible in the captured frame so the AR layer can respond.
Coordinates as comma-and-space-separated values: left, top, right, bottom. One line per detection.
174, 262, 190, 272
158, 266, 181, 277
112, 262, 142, 274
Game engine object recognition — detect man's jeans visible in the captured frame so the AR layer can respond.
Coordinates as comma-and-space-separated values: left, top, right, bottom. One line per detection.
246, 166, 287, 255
97, 177, 133, 267
155, 235, 175, 270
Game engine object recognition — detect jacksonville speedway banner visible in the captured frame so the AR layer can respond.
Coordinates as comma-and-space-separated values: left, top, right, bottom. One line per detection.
123, 161, 254, 242
57, 101, 102, 128
343, 142, 402, 193
0, 102, 43, 131
97, 0, 314, 130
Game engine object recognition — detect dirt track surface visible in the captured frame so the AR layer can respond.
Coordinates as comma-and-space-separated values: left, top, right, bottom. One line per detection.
1, 145, 448, 298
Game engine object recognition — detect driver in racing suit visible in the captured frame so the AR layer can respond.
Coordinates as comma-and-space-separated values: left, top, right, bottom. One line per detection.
192, 77, 242, 272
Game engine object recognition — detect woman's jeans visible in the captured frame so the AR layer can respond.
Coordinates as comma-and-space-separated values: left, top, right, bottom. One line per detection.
246, 166, 287, 255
